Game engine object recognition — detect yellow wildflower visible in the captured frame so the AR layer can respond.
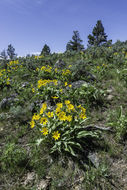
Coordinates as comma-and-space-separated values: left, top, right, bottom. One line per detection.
62, 69, 71, 75
40, 102, 47, 115
81, 107, 86, 113
56, 103, 63, 108
114, 52, 118, 56
32, 88, 35, 93
66, 104, 74, 111
66, 115, 72, 122
52, 131, 60, 140
35, 56, 38, 59
79, 113, 87, 119
52, 96, 59, 99
6, 78, 10, 85
46, 112, 54, 118
65, 82, 68, 86
32, 114, 40, 120
57, 111, 66, 121
41, 127, 48, 135
40, 117, 48, 125
30, 120, 35, 128
36, 68, 39, 71
77, 105, 81, 108
60, 89, 63, 93
53, 80, 58, 85
38, 79, 48, 88
65, 100, 71, 105
41, 66, 46, 70
55, 107, 61, 114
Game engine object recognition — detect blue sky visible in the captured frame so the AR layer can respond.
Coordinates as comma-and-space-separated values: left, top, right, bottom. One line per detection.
0, 0, 127, 56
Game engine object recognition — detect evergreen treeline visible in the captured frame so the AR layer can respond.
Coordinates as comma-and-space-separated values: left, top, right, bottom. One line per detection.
1, 19, 126, 59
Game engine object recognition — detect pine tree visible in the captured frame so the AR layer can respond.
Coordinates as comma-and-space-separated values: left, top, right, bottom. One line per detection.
7, 44, 16, 60
41, 44, 51, 56
66, 31, 84, 51
88, 20, 108, 46
0, 49, 7, 60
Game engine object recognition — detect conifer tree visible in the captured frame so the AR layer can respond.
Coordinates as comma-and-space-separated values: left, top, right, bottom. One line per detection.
88, 20, 107, 46
41, 44, 51, 56
0, 49, 7, 60
66, 31, 84, 51
7, 44, 16, 60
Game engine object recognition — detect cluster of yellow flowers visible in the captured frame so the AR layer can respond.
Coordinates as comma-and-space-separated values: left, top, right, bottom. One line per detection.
37, 79, 58, 88
78, 105, 87, 119
40, 65, 52, 73
0, 69, 6, 77
8, 60, 19, 66
0, 69, 11, 85
64, 82, 72, 88
55, 101, 74, 122
6, 59, 23, 72
30, 102, 61, 140
30, 101, 87, 141
62, 69, 71, 76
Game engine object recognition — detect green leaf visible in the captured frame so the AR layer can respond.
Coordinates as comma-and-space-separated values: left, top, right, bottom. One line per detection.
80, 118, 88, 125
35, 138, 43, 146
68, 146, 77, 157
77, 131, 98, 138
68, 141, 82, 150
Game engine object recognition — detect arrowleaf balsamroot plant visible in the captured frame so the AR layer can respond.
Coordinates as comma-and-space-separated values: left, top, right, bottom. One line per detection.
30, 100, 99, 157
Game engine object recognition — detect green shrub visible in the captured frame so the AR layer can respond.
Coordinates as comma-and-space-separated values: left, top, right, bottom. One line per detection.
107, 106, 127, 141
0, 143, 28, 173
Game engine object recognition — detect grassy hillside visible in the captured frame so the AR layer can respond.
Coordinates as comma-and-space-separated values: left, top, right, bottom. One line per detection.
0, 46, 127, 190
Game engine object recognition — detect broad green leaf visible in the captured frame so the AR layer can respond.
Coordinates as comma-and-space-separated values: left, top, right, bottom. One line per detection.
68, 146, 77, 157
77, 131, 98, 138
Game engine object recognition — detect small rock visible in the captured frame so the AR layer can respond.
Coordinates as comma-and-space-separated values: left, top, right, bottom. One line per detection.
37, 176, 51, 190
107, 95, 114, 101
107, 89, 113, 94
88, 152, 100, 168
69, 80, 88, 89
24, 172, 36, 186
0, 96, 18, 109
37, 179, 48, 190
